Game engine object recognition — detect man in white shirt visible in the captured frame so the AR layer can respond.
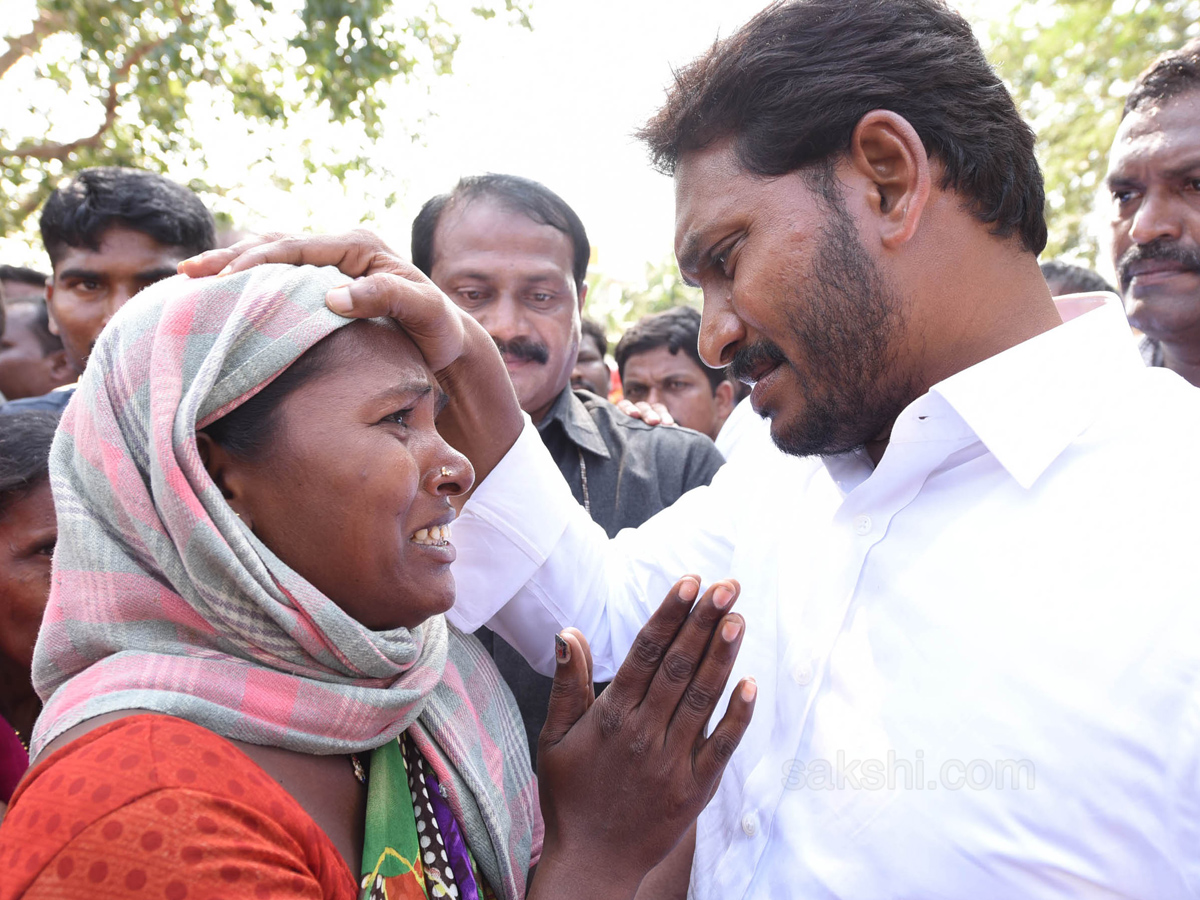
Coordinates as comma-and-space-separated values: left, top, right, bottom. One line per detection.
188, 2, 1200, 895
444, 1, 1200, 897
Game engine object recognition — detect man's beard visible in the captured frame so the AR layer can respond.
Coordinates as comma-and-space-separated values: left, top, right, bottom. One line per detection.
730, 192, 915, 458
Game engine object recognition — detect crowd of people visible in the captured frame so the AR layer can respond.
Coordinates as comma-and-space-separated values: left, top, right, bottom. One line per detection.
2, 0, 1200, 896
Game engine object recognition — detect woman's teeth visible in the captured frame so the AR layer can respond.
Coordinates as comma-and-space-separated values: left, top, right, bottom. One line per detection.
412, 524, 452, 546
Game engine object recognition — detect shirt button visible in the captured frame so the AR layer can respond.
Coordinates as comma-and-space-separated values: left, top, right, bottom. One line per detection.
853, 514, 872, 535
741, 813, 759, 837
792, 661, 813, 686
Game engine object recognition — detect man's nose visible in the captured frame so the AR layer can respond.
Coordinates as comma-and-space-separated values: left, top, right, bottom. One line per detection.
1129, 186, 1184, 247
698, 291, 745, 368
646, 385, 664, 406
478, 295, 528, 344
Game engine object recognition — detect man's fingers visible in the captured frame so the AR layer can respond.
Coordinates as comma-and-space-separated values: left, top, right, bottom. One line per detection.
600, 576, 701, 712
178, 230, 418, 282
638, 580, 740, 725
646, 402, 676, 426
538, 630, 596, 762
693, 677, 756, 792
324, 273, 468, 371
665, 612, 745, 747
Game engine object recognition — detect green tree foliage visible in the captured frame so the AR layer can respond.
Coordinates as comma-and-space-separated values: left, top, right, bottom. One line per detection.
0, 0, 530, 238
585, 255, 701, 344
986, 0, 1200, 266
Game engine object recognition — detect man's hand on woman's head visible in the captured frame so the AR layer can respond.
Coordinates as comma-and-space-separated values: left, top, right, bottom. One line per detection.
180, 230, 523, 488
532, 576, 755, 900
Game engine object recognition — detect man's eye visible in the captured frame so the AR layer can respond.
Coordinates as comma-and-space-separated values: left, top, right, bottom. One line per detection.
459, 289, 486, 303
1112, 190, 1137, 206
71, 279, 102, 292
530, 292, 555, 304
625, 386, 647, 400
381, 408, 415, 426
666, 380, 687, 391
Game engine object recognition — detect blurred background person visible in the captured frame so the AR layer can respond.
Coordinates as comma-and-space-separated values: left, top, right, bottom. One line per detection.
3, 167, 215, 415
615, 305, 734, 441
571, 315, 613, 397
0, 411, 59, 810
1106, 39, 1200, 385
1040, 259, 1117, 298
0, 266, 48, 305
0, 299, 73, 402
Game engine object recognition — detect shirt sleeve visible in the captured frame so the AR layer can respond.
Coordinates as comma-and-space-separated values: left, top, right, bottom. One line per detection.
448, 417, 738, 679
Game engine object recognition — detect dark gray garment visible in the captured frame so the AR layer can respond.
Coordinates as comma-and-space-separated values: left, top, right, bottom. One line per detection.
476, 387, 726, 764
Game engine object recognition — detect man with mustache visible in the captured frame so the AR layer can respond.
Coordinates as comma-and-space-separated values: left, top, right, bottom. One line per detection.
410, 174, 725, 760
1107, 40, 1200, 385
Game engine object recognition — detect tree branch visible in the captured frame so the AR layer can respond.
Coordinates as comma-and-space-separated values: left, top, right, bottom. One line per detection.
0, 32, 172, 163
0, 9, 67, 80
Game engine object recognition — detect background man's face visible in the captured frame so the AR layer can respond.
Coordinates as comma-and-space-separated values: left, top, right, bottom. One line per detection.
47, 225, 187, 374
621, 345, 732, 440
0, 305, 72, 400
1107, 91, 1200, 344
429, 197, 584, 423
0, 279, 45, 304
571, 333, 610, 396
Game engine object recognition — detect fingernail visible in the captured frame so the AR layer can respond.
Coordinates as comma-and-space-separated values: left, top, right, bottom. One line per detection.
678, 577, 699, 604
740, 678, 757, 702
721, 618, 742, 642
327, 285, 353, 315
713, 583, 735, 610
217, 264, 233, 276
554, 633, 570, 664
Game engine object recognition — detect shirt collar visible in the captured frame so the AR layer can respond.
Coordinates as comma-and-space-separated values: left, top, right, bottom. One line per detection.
536, 387, 612, 459
921, 292, 1142, 490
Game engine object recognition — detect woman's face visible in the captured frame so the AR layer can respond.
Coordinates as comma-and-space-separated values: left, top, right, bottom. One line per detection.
212, 321, 473, 631
0, 479, 56, 671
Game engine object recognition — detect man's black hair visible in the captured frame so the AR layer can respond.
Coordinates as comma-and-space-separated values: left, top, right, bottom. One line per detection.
5, 298, 64, 356
580, 316, 608, 358
39, 167, 216, 269
1124, 38, 1200, 118
411, 174, 590, 293
638, 0, 1047, 254
0, 265, 49, 289
615, 306, 726, 394
1040, 260, 1116, 296
0, 410, 60, 516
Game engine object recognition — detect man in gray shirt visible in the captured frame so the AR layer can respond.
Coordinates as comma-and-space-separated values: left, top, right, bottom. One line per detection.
411, 173, 725, 758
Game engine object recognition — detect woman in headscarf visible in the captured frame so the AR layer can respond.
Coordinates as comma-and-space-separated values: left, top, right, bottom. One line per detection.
0, 262, 753, 900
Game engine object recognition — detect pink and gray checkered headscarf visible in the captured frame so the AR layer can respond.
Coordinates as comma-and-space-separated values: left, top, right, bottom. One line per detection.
30, 264, 538, 898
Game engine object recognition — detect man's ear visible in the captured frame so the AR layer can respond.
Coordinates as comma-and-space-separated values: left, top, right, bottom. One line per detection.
44, 281, 60, 336
577, 282, 588, 312
45, 348, 74, 383
847, 109, 931, 250
194, 431, 255, 528
715, 379, 736, 424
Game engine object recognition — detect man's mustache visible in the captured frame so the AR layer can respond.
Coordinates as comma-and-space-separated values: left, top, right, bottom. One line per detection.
494, 336, 550, 365
729, 340, 789, 384
1117, 239, 1200, 291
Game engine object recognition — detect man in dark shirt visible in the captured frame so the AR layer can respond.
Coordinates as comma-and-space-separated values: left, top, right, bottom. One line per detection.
411, 173, 725, 758
1, 168, 216, 415
1106, 40, 1200, 384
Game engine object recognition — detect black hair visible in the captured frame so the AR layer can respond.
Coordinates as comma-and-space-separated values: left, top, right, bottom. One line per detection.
1040, 260, 1116, 296
638, 0, 1047, 254
614, 306, 726, 394
0, 265, 49, 289
580, 316, 608, 358
0, 410, 60, 516
1124, 38, 1200, 118
199, 328, 349, 461
40, 167, 217, 269
411, 174, 590, 293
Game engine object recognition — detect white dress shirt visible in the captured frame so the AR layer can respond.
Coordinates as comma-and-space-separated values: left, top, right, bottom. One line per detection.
449, 296, 1200, 898
714, 395, 774, 462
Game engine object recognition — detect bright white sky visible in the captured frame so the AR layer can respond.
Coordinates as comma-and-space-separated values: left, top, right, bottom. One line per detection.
1, 0, 1004, 283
